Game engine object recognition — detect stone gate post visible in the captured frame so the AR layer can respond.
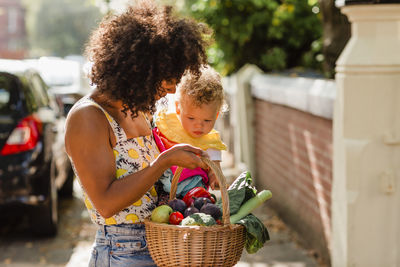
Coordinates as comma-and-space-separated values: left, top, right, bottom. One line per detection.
332, 1, 400, 266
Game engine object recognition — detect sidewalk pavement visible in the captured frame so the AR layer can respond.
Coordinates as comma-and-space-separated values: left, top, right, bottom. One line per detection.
235, 202, 322, 267
210, 185, 321, 267
220, 152, 322, 267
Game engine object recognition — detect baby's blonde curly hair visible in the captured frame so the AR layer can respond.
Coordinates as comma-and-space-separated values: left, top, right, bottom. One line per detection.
177, 65, 227, 112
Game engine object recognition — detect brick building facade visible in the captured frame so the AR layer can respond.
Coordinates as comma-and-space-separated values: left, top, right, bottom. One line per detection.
0, 0, 27, 59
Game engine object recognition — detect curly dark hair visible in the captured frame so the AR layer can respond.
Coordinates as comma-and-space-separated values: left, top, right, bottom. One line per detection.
85, 0, 211, 117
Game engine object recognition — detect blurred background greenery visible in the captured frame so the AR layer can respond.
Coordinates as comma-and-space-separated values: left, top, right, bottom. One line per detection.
16, 0, 349, 78
182, 0, 323, 76
22, 0, 103, 57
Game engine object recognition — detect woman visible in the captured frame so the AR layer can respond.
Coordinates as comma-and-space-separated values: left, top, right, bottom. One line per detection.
64, 1, 211, 266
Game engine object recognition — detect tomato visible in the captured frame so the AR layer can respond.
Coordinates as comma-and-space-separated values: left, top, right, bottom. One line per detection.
169, 211, 184, 225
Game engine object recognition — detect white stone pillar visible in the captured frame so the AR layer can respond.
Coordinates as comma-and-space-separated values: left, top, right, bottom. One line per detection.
332, 3, 400, 267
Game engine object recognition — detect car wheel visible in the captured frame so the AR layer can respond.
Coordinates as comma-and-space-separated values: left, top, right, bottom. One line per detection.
30, 160, 58, 236
59, 163, 74, 198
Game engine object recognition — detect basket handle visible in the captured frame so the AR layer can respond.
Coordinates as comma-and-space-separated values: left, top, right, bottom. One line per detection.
169, 157, 231, 226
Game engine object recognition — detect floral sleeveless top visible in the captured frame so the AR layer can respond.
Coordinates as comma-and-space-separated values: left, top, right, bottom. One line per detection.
71, 96, 160, 225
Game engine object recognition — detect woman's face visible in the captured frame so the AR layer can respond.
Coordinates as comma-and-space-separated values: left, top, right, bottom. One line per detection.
156, 79, 177, 100
176, 95, 219, 138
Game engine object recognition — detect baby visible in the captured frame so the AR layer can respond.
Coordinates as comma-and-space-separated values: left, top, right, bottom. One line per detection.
153, 65, 227, 198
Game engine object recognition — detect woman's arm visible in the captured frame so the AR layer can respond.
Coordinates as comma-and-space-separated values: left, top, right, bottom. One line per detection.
65, 105, 207, 218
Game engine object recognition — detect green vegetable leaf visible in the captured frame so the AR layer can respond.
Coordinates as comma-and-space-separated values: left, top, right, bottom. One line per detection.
235, 214, 270, 254
217, 171, 257, 215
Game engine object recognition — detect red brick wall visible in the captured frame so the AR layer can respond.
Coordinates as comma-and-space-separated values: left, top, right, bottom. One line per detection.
254, 99, 332, 264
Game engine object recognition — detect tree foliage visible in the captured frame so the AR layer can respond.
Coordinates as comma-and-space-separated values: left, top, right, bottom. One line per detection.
23, 0, 102, 57
182, 0, 323, 76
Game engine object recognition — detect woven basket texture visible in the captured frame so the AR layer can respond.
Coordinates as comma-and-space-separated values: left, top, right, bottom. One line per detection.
144, 157, 245, 267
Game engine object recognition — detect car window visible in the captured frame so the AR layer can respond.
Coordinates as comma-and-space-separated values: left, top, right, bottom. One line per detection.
30, 74, 50, 107
20, 76, 38, 113
0, 89, 9, 108
0, 74, 19, 115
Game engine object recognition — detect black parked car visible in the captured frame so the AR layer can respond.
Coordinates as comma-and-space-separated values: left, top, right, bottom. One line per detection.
0, 59, 74, 236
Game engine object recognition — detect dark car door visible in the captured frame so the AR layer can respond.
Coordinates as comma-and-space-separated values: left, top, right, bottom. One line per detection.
28, 73, 73, 195
26, 73, 58, 163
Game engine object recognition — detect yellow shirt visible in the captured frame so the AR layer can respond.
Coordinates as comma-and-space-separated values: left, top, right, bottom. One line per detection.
155, 111, 226, 151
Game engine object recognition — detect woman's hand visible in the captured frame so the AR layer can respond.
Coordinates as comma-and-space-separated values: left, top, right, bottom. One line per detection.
158, 144, 209, 170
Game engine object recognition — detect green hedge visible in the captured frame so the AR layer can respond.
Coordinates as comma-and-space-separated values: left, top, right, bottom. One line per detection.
183, 0, 323, 76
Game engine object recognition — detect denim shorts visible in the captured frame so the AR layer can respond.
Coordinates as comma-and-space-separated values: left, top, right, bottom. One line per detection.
88, 223, 157, 267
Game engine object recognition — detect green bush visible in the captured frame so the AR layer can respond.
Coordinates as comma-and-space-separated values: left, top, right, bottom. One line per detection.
183, 0, 323, 76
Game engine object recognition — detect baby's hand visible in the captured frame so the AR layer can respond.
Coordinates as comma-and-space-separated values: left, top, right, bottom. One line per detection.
208, 170, 217, 190
206, 160, 222, 190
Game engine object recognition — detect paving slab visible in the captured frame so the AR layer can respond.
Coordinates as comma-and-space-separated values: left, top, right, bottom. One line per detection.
236, 204, 321, 267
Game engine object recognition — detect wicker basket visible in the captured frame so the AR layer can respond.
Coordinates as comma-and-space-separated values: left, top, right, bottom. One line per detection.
144, 157, 245, 267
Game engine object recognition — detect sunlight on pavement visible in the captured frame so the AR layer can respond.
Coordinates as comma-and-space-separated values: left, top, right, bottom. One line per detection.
64, 180, 93, 267
65, 241, 92, 267
236, 262, 307, 267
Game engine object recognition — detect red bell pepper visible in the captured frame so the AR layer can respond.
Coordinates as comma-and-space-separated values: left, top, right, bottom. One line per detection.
182, 187, 215, 207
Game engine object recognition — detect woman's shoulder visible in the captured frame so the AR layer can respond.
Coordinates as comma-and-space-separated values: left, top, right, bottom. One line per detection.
65, 101, 113, 156
67, 99, 107, 124
65, 98, 111, 141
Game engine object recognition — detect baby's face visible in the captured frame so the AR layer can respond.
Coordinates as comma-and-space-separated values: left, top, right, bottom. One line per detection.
176, 96, 219, 138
